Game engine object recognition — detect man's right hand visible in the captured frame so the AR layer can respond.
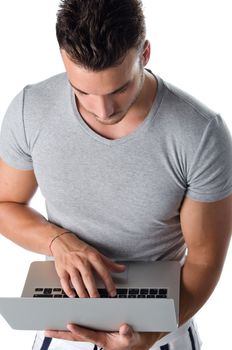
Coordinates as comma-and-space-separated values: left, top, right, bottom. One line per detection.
50, 232, 126, 298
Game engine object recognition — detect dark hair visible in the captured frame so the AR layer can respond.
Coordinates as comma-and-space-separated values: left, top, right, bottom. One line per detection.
56, 0, 146, 71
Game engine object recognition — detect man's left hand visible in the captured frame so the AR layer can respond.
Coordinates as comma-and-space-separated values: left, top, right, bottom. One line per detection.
45, 323, 161, 350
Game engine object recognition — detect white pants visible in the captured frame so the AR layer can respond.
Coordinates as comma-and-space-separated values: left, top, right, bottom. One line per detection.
32, 319, 202, 350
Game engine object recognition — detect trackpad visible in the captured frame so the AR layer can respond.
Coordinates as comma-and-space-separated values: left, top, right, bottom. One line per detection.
95, 268, 128, 287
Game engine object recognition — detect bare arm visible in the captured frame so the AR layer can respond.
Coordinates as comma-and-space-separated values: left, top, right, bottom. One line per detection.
0, 158, 125, 298
44, 195, 232, 349
178, 194, 232, 324
0, 159, 66, 255
133, 194, 232, 348
144, 194, 232, 347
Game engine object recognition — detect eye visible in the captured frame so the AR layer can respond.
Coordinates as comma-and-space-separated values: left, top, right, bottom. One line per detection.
77, 90, 88, 96
116, 87, 127, 95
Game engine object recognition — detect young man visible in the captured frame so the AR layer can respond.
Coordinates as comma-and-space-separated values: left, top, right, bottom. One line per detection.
0, 1, 231, 349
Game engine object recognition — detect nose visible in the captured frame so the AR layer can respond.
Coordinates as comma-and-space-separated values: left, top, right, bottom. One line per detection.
94, 96, 115, 119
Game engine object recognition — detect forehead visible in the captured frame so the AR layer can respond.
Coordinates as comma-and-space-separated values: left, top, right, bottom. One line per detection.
61, 49, 140, 96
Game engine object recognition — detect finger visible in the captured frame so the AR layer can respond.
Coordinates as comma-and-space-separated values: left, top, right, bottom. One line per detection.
96, 266, 117, 297
90, 256, 119, 296
67, 324, 106, 347
69, 268, 90, 298
44, 330, 77, 341
77, 259, 100, 298
119, 324, 134, 337
57, 270, 76, 298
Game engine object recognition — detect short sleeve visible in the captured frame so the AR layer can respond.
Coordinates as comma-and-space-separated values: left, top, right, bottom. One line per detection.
0, 88, 33, 170
186, 114, 232, 202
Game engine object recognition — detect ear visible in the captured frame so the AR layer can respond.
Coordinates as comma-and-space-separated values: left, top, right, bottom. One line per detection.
141, 40, 151, 66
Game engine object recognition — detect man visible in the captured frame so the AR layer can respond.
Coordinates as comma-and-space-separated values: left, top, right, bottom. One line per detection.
0, 0, 231, 349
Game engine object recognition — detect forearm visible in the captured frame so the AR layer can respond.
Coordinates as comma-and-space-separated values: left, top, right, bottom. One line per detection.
138, 254, 226, 349
178, 254, 224, 325
0, 202, 67, 255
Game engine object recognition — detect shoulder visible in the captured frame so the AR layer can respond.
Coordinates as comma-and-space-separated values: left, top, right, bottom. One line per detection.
24, 72, 69, 104
151, 76, 232, 192
154, 76, 223, 152
22, 72, 70, 126
160, 77, 218, 129
20, 73, 71, 149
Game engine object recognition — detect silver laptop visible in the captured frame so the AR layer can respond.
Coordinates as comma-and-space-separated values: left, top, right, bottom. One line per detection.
0, 260, 180, 332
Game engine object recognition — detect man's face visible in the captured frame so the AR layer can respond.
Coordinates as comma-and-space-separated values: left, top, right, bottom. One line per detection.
61, 48, 145, 126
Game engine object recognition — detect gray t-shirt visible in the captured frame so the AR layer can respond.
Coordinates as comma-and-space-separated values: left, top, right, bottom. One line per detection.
1, 71, 232, 263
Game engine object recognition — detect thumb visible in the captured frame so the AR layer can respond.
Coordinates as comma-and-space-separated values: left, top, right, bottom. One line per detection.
119, 324, 133, 337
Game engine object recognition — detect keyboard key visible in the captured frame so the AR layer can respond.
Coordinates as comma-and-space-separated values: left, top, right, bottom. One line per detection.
98, 289, 109, 297
44, 288, 52, 294
129, 289, 139, 295
116, 289, 127, 295
159, 289, 167, 295
150, 289, 158, 295
140, 289, 149, 295
33, 286, 168, 300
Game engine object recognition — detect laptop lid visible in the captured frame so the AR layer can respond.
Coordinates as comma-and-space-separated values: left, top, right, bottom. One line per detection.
0, 260, 180, 332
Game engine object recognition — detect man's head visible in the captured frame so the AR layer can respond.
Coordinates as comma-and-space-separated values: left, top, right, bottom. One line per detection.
56, 0, 150, 125
56, 0, 146, 71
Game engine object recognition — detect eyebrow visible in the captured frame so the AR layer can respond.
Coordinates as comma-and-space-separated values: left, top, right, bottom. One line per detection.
69, 80, 131, 95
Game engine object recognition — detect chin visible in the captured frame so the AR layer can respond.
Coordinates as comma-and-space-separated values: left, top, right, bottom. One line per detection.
96, 113, 126, 125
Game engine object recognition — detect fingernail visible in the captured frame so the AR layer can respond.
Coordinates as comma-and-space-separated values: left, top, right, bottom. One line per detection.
122, 325, 131, 335
69, 294, 76, 298
110, 290, 117, 297
123, 327, 129, 335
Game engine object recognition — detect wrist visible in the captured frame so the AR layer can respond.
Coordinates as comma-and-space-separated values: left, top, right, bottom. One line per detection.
47, 226, 79, 256
49, 231, 73, 255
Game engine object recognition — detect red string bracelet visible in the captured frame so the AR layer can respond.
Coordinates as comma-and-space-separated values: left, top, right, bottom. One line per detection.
49, 231, 74, 255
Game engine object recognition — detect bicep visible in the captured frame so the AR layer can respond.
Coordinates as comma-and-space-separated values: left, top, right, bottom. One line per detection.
0, 158, 38, 204
180, 194, 232, 267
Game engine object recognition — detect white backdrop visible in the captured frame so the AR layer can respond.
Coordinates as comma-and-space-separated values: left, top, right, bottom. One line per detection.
0, 1, 231, 349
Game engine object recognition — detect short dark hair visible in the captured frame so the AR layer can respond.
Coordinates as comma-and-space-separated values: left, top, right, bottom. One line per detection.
56, 0, 146, 71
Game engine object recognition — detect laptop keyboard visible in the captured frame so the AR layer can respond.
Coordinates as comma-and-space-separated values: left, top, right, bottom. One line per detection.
33, 288, 168, 298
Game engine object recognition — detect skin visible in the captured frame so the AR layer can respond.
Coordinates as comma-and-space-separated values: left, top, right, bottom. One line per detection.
0, 40, 231, 350
44, 194, 232, 349
45, 42, 232, 347
61, 40, 157, 140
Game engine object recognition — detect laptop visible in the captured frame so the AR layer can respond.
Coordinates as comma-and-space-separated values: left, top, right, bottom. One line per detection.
0, 260, 180, 332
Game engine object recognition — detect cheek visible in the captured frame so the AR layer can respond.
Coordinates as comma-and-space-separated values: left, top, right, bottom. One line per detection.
120, 87, 139, 107
75, 95, 95, 111
117, 83, 139, 107
79, 96, 91, 108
